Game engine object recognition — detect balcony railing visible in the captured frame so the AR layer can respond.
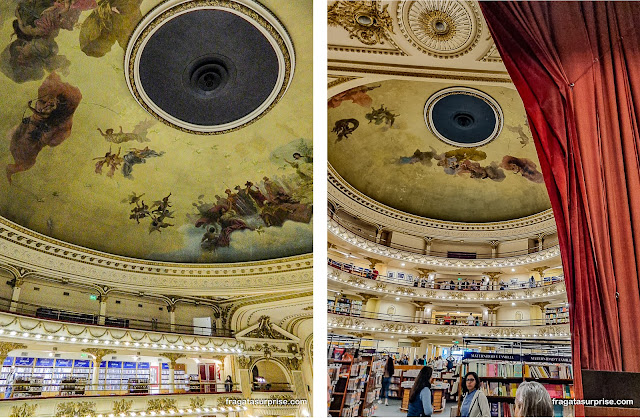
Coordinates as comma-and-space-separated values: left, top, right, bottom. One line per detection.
0, 297, 234, 338
328, 259, 564, 291
329, 210, 559, 259
328, 308, 570, 327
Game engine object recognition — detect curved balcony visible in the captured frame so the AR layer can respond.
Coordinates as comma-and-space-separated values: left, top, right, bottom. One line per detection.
0, 391, 308, 417
329, 218, 561, 269
328, 266, 567, 304
329, 259, 563, 290
328, 309, 569, 327
0, 296, 234, 338
327, 312, 570, 339
330, 211, 558, 259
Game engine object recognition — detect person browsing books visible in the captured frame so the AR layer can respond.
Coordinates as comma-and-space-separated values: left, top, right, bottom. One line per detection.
460, 372, 490, 417
514, 381, 553, 417
378, 355, 394, 406
407, 366, 434, 417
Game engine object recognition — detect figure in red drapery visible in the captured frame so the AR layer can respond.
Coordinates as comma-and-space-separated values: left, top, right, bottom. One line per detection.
479, 1, 640, 410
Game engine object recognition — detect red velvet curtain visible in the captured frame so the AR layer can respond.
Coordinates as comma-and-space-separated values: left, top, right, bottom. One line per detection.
480, 0, 640, 404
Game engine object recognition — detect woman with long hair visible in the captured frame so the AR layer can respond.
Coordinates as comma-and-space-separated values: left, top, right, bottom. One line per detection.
379, 354, 395, 406
460, 372, 490, 417
407, 366, 433, 417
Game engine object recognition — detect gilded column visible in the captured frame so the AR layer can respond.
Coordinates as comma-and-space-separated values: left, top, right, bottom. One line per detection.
9, 278, 24, 313
82, 348, 116, 395
98, 295, 108, 325
159, 353, 185, 394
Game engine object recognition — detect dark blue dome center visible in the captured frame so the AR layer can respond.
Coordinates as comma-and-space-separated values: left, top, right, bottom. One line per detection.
431, 93, 497, 145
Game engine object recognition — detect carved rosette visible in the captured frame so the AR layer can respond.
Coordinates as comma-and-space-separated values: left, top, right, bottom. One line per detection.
238, 356, 251, 369
398, 0, 482, 58
328, 1, 395, 46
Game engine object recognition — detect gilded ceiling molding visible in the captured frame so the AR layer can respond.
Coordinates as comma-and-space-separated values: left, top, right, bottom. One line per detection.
328, 64, 512, 84
329, 166, 557, 240
478, 41, 503, 63
328, 45, 406, 56
328, 1, 395, 46
397, 0, 482, 59
227, 291, 313, 330
0, 217, 311, 295
328, 76, 361, 89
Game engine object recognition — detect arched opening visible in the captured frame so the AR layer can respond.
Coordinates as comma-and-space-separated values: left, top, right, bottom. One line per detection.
250, 359, 292, 392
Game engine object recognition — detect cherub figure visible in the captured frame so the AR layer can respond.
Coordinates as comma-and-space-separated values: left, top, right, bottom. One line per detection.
93, 147, 123, 177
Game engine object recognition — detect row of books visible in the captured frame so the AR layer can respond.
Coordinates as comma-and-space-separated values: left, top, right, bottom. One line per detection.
466, 362, 573, 379
481, 381, 518, 397
524, 364, 573, 379
467, 362, 523, 377
541, 383, 574, 399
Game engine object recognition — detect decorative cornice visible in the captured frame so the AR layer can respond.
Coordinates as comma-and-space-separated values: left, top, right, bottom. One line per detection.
329, 221, 561, 268
329, 165, 556, 240
0, 216, 312, 295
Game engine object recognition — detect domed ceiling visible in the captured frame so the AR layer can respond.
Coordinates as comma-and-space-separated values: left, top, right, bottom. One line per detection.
0, 0, 312, 263
328, 79, 551, 223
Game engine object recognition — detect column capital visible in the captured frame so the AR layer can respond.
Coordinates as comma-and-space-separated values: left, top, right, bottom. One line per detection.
159, 353, 186, 368
166, 304, 176, 313
98, 294, 108, 303
489, 240, 500, 249
483, 303, 501, 311
363, 257, 383, 270
423, 237, 433, 244
531, 266, 549, 277
482, 272, 502, 280
416, 268, 435, 278
412, 301, 429, 308
357, 293, 378, 303
0, 342, 26, 364
82, 348, 116, 365
531, 301, 551, 309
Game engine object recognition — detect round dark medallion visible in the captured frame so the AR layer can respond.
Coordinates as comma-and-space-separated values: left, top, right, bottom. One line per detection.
125, 0, 295, 134
425, 87, 503, 147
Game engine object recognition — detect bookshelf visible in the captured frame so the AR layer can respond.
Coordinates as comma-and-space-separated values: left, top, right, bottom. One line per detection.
457, 353, 575, 417
359, 354, 383, 417
328, 349, 369, 417
329, 297, 363, 317
545, 306, 569, 325
1, 356, 93, 396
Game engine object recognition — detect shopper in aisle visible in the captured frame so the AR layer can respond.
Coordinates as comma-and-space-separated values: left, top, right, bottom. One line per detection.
407, 366, 434, 417
514, 381, 553, 417
460, 372, 490, 417
379, 355, 395, 406
434, 356, 445, 371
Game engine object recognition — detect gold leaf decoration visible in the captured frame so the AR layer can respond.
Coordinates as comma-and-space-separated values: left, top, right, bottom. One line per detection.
113, 399, 132, 415
55, 401, 96, 417
327, 1, 394, 46
10, 404, 37, 417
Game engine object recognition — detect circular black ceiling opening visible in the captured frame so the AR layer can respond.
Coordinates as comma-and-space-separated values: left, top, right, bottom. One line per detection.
137, 9, 279, 127
425, 87, 503, 147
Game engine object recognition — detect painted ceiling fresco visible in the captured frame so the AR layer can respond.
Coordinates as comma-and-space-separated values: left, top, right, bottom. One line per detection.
328, 80, 552, 223
0, 0, 312, 263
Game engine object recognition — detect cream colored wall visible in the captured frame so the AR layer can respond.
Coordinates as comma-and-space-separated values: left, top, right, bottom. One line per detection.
377, 300, 415, 319
497, 238, 530, 255
430, 241, 492, 257
496, 306, 532, 323
389, 232, 425, 252
20, 279, 100, 315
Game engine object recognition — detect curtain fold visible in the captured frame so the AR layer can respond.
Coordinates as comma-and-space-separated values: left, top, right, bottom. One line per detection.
480, 1, 640, 406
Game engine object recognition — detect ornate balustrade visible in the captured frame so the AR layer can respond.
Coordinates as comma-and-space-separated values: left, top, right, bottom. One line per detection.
329, 267, 567, 304
329, 219, 561, 268
327, 313, 570, 340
